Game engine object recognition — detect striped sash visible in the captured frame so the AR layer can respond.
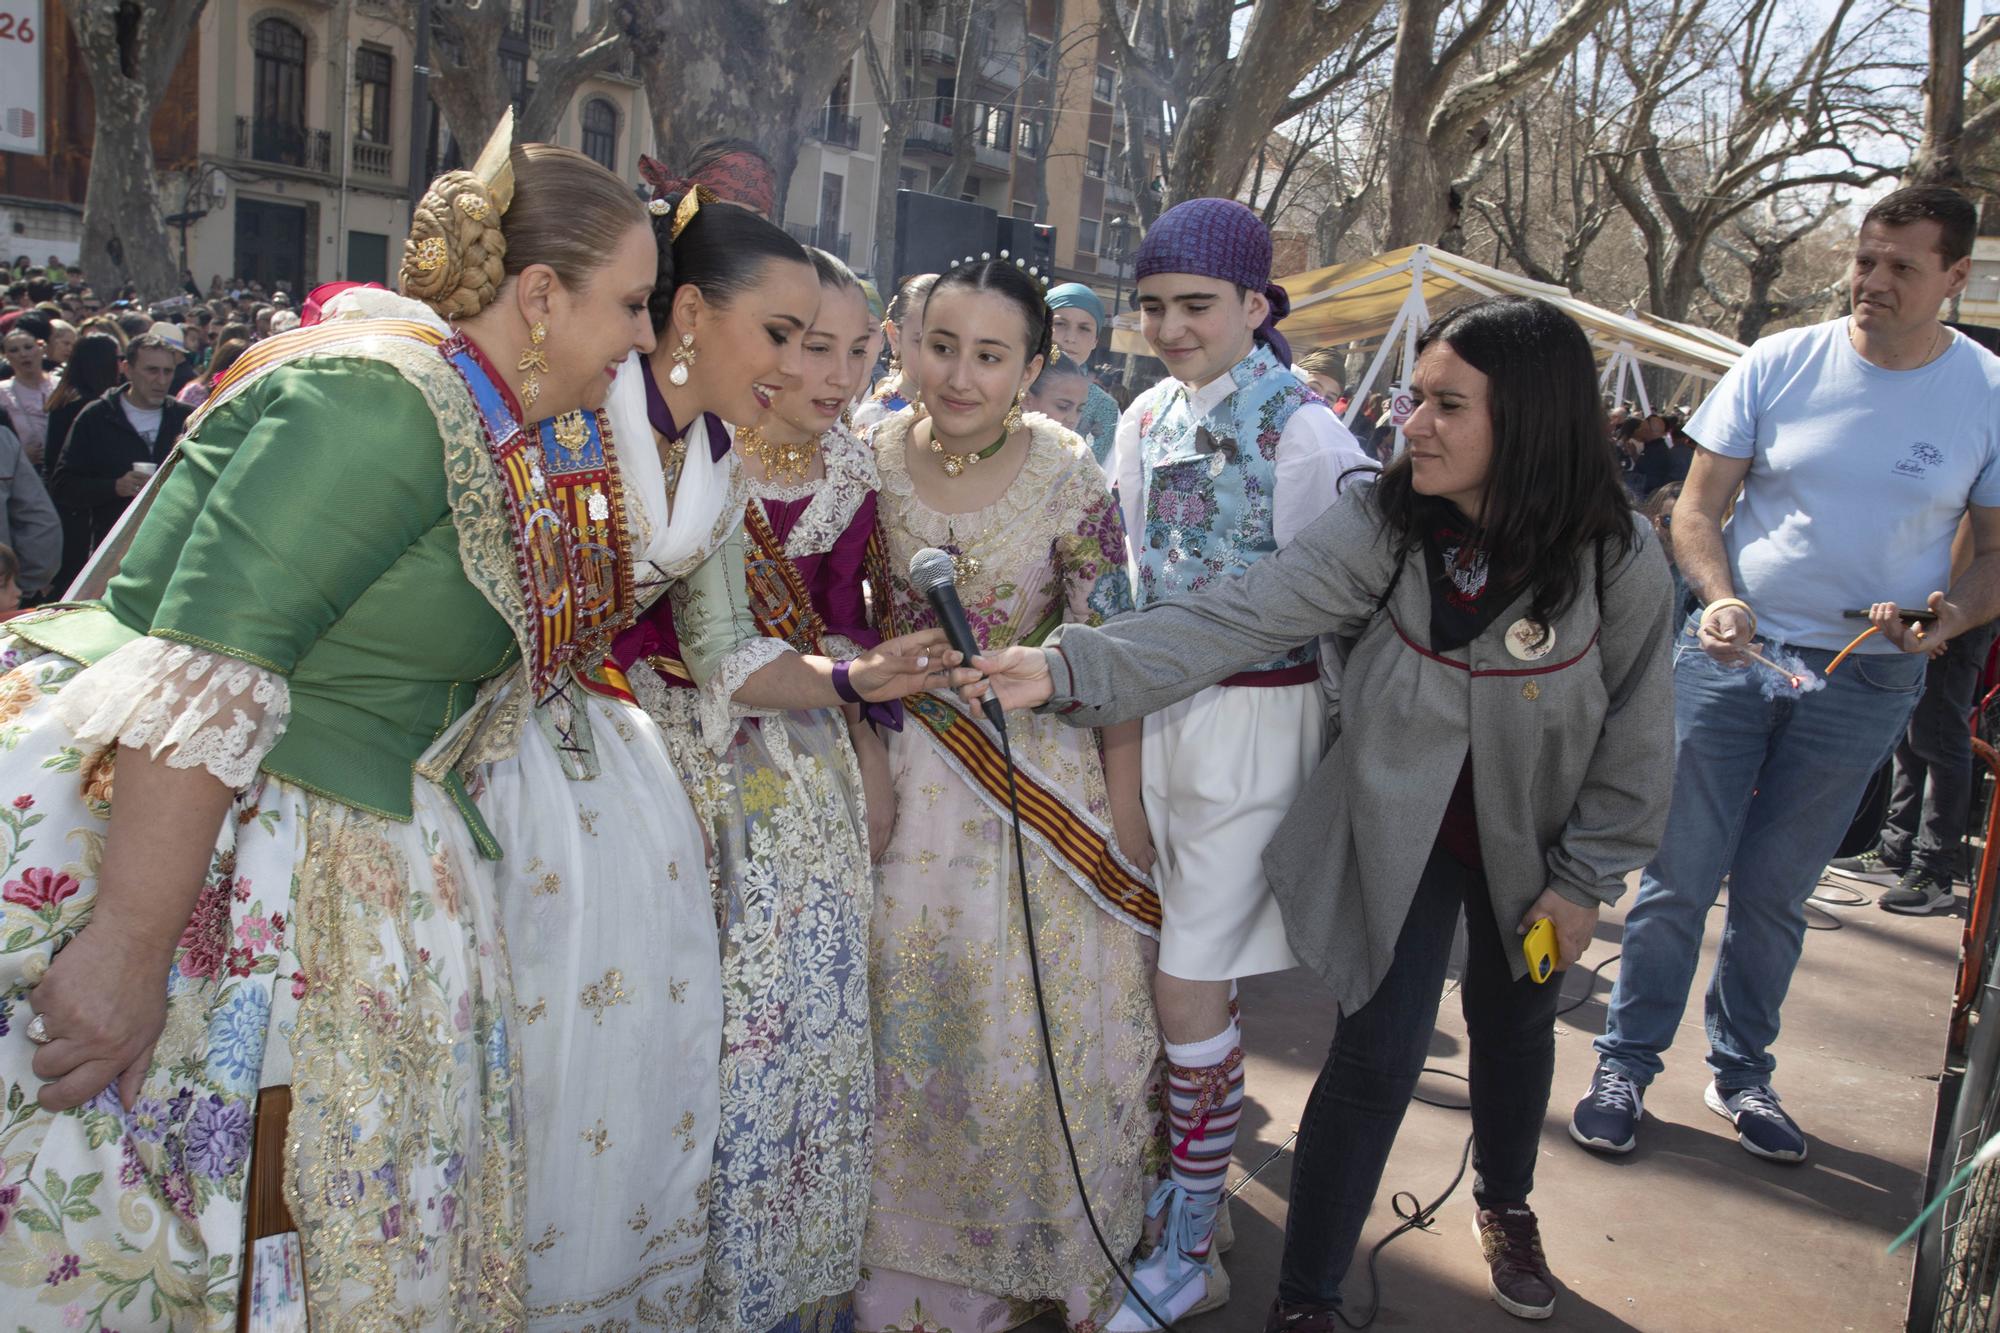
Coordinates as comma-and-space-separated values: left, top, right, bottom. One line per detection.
903, 691, 1160, 938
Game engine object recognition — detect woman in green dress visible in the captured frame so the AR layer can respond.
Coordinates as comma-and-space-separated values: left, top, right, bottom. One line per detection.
0, 131, 662, 1330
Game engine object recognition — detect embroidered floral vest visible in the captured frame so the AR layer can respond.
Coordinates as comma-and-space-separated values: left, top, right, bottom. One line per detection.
1133, 342, 1317, 671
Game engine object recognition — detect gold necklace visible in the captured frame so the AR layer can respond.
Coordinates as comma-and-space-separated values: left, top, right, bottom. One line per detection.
737, 424, 818, 486
1851, 316, 1945, 369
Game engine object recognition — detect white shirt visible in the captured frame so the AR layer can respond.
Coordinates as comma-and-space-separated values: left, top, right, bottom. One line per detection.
1110, 364, 1371, 558
119, 394, 164, 442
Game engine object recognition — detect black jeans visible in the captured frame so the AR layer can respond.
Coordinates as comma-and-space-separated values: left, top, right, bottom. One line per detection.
1879, 623, 1997, 878
1277, 843, 1565, 1307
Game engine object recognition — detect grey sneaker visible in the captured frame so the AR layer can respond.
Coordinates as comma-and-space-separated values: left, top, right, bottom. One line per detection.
1826, 848, 1907, 887
1879, 867, 1957, 916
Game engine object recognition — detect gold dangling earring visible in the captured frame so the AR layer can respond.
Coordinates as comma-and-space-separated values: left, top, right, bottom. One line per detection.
517, 320, 549, 413
1003, 390, 1025, 435
669, 332, 696, 386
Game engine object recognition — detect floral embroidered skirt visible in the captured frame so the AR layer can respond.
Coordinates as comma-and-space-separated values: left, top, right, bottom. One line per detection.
648, 687, 875, 1333
856, 712, 1159, 1333
0, 646, 525, 1331
477, 687, 724, 1331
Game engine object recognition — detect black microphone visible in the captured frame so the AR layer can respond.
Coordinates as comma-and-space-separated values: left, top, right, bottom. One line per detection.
909, 546, 1006, 730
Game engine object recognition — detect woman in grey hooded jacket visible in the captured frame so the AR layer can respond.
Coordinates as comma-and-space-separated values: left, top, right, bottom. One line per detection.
968, 295, 1677, 1328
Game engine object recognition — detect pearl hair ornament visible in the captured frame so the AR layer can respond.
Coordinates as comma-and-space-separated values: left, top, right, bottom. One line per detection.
946, 249, 1050, 288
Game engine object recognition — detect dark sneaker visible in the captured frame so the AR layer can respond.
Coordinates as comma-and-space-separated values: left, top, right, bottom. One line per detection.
1473, 1205, 1557, 1320
1569, 1065, 1644, 1154
1826, 848, 1907, 887
1266, 1298, 1343, 1332
1705, 1083, 1808, 1162
1879, 867, 1957, 916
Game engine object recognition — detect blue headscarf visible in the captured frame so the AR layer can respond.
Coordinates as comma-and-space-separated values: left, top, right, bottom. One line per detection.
1045, 282, 1107, 330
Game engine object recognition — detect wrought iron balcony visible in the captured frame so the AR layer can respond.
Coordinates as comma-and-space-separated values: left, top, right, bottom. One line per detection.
237, 116, 331, 173
810, 108, 862, 150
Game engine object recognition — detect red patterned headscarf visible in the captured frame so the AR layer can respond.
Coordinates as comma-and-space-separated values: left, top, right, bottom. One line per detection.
639, 149, 777, 221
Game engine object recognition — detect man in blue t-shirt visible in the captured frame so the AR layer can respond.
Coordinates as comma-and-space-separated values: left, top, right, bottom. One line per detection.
1571, 185, 2000, 1165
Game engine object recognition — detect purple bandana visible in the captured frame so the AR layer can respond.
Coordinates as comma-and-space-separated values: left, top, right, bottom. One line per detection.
1134, 198, 1294, 366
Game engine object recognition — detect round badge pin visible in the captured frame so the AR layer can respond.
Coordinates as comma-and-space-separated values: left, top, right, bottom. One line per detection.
1505, 618, 1554, 661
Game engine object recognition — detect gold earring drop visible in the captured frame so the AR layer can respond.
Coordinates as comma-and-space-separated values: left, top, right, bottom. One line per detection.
518, 320, 549, 413
669, 332, 696, 387
1003, 391, 1025, 435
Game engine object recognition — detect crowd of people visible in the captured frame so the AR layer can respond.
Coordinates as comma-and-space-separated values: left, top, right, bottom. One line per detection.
0, 115, 1993, 1333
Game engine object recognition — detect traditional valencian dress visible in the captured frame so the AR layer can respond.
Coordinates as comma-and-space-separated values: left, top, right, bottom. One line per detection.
0, 305, 627, 1328
472, 348, 744, 1331
855, 412, 1162, 1333
619, 416, 884, 1333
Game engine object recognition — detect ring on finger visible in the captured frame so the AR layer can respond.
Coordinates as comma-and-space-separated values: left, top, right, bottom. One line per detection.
25, 1013, 52, 1045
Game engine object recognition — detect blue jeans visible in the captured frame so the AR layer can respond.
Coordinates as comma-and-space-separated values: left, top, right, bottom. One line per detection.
1595, 624, 1925, 1090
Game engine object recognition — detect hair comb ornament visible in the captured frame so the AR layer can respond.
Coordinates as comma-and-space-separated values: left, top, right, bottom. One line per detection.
671, 184, 723, 241
648, 198, 672, 217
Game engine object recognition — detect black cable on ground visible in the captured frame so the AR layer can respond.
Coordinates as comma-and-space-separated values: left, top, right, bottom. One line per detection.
1001, 722, 1177, 1330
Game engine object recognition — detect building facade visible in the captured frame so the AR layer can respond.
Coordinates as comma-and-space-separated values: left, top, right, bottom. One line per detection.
4, 0, 1158, 310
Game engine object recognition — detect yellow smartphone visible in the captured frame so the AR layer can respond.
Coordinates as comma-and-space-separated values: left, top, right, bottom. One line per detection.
1523, 918, 1559, 984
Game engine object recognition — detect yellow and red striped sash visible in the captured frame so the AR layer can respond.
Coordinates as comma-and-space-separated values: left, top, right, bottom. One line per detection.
904, 691, 1161, 936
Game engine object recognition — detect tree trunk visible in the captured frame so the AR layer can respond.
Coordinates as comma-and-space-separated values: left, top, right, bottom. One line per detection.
1382, 0, 1615, 248
1160, 0, 1385, 206
429, 1, 625, 151
68, 0, 208, 296
863, 5, 921, 277
933, 0, 982, 200
1906, 0, 1967, 186
624, 0, 885, 221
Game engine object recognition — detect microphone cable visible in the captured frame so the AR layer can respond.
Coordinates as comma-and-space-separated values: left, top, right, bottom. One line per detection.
992, 712, 1181, 1331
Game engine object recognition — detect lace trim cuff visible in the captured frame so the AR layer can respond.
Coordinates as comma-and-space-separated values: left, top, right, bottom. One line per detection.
697, 637, 794, 754
52, 637, 291, 788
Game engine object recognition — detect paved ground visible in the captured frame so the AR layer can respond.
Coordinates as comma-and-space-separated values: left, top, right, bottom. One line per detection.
1029, 874, 1956, 1333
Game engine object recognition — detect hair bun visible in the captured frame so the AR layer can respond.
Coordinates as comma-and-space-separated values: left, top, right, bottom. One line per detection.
400, 169, 508, 320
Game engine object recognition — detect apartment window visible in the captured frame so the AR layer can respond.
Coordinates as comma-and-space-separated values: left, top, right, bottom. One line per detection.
1017, 117, 1045, 157
502, 51, 530, 112
899, 166, 923, 192
981, 106, 1013, 151
1029, 36, 1051, 78
1093, 63, 1115, 102
1086, 142, 1109, 178
935, 77, 955, 126
581, 98, 618, 170
1077, 216, 1100, 255
253, 18, 307, 132
1012, 202, 1037, 220
354, 47, 392, 144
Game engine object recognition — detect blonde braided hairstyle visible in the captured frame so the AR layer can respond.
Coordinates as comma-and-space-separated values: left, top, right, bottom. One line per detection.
399, 109, 518, 320
400, 170, 508, 319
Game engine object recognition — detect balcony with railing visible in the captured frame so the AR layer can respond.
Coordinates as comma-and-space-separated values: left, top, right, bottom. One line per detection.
353, 139, 394, 178
810, 108, 863, 150
906, 119, 953, 154
237, 116, 332, 173
973, 139, 1011, 174
529, 18, 557, 51
1105, 177, 1135, 209
917, 28, 956, 65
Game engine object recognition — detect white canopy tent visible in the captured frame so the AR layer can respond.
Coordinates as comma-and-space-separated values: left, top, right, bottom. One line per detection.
1110, 244, 1748, 439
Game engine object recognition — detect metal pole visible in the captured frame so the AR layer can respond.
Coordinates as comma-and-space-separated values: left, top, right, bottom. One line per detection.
407, 0, 433, 223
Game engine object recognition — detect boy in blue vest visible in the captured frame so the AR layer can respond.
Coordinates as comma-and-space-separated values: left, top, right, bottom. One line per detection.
1107, 198, 1368, 1329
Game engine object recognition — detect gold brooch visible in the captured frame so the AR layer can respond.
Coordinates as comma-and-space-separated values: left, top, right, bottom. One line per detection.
456, 192, 490, 221
412, 235, 449, 272
553, 411, 589, 451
